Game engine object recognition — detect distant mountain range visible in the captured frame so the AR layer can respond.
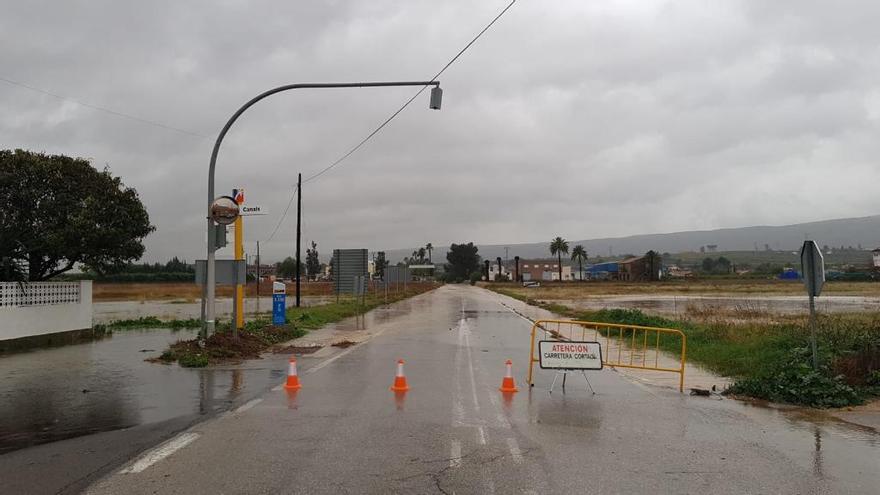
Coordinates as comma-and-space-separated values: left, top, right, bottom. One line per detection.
384, 215, 880, 263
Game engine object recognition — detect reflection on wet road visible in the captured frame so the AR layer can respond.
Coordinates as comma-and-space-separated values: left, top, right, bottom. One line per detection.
86, 285, 880, 494
0, 328, 289, 454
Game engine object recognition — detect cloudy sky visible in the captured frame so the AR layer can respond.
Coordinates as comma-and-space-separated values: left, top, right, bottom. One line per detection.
3, 0, 879, 262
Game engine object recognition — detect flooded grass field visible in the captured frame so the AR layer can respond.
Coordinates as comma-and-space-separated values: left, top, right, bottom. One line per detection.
492, 280, 880, 324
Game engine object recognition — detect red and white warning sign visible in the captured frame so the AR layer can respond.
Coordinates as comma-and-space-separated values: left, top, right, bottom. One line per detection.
538, 341, 603, 370
232, 188, 245, 205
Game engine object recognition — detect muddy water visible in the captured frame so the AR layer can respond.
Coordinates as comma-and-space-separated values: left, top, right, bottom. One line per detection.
0, 328, 289, 454
94, 295, 334, 323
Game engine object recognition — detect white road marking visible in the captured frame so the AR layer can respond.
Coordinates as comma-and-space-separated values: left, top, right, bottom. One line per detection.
506, 437, 523, 464
453, 314, 467, 427
450, 439, 462, 468
234, 398, 262, 414
487, 391, 511, 429
461, 319, 481, 413
119, 432, 200, 474
477, 425, 488, 445
305, 345, 358, 375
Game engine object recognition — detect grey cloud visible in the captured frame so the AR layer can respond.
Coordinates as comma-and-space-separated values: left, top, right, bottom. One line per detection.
2, 0, 879, 263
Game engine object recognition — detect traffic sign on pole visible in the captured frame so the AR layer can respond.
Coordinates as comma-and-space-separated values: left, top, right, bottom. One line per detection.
800, 240, 825, 297
800, 240, 824, 370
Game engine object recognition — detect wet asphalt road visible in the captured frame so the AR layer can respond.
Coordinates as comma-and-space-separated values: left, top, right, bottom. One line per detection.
85, 285, 880, 494
0, 327, 293, 494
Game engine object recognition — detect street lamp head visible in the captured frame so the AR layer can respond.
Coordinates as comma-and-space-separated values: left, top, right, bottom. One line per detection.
429, 86, 443, 110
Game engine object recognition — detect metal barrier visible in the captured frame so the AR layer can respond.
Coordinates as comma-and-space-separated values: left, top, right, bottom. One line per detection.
527, 319, 687, 392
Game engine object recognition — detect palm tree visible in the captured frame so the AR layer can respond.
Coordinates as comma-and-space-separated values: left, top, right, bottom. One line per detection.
425, 243, 433, 263
549, 237, 569, 281
417, 247, 426, 263
571, 245, 588, 281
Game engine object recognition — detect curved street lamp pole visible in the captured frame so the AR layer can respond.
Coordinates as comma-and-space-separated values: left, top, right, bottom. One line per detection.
204, 81, 442, 336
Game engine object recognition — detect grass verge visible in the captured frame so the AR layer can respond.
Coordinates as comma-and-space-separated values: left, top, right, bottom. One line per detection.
153, 284, 438, 368
491, 287, 880, 408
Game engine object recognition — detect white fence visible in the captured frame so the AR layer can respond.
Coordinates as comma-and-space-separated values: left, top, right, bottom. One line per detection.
0, 281, 93, 341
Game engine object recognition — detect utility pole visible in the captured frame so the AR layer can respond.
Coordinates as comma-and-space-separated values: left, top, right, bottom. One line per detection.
256, 241, 260, 316
296, 173, 302, 308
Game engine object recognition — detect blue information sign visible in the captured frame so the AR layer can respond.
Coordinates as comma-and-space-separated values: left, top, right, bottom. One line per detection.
272, 293, 286, 325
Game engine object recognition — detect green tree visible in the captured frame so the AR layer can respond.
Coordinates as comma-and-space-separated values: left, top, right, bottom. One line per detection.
425, 243, 433, 263
276, 257, 303, 279
445, 242, 481, 283
571, 245, 588, 281
375, 251, 388, 279
306, 241, 320, 281
164, 256, 190, 273
417, 247, 426, 263
701, 257, 716, 273
549, 237, 569, 281
0, 149, 154, 281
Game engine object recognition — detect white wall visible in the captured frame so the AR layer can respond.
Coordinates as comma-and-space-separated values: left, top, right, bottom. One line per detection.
0, 281, 93, 341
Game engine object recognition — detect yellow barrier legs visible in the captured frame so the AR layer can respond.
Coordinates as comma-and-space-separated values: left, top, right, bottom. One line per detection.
527, 324, 537, 386
679, 334, 687, 392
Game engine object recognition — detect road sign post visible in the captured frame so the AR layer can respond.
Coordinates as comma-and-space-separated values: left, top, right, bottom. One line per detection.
232, 188, 246, 335
800, 240, 825, 370
272, 281, 286, 326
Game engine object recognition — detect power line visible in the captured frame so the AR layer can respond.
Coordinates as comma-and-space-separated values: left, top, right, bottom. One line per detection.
303, 0, 517, 183
261, 0, 517, 243
0, 75, 210, 139
263, 186, 298, 243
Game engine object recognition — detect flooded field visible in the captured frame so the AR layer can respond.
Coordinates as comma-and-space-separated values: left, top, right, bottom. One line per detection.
553, 294, 880, 319
93, 295, 334, 323
0, 327, 290, 454
494, 280, 880, 323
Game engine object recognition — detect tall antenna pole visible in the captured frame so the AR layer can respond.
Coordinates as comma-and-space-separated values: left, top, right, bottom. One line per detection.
296, 173, 302, 308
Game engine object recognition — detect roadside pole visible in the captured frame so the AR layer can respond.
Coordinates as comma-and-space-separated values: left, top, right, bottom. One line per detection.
800, 240, 825, 370
233, 189, 245, 334
256, 241, 261, 317
809, 293, 818, 369
295, 173, 302, 308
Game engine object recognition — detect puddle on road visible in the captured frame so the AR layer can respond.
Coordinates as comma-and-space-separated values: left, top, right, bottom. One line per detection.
0, 328, 290, 454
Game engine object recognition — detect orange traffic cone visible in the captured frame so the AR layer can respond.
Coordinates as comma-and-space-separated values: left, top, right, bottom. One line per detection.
284, 357, 302, 390
499, 359, 519, 393
390, 359, 410, 392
